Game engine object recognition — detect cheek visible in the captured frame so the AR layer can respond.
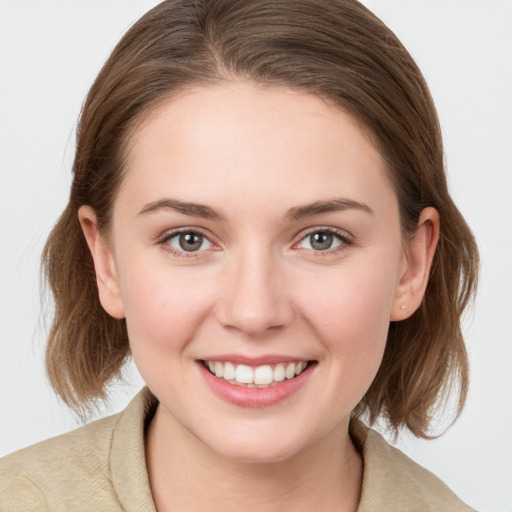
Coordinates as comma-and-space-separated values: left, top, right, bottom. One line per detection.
118, 258, 215, 357
302, 260, 396, 334
296, 252, 400, 381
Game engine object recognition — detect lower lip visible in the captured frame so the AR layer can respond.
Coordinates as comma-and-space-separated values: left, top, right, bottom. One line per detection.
198, 361, 315, 408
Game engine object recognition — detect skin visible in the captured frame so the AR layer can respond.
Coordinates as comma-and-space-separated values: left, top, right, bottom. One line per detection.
79, 81, 439, 512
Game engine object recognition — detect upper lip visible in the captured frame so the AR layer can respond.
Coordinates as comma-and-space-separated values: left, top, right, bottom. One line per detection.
199, 354, 313, 366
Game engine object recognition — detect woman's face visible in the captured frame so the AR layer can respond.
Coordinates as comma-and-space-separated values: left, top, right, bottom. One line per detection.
94, 82, 412, 462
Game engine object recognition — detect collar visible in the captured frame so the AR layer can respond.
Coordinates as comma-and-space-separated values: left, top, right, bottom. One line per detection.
111, 387, 158, 512
109, 387, 472, 511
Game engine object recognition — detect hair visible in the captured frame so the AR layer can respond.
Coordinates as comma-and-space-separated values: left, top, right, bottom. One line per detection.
42, 0, 478, 437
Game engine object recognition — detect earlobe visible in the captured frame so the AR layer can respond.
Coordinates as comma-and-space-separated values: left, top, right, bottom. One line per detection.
390, 207, 440, 321
78, 206, 125, 319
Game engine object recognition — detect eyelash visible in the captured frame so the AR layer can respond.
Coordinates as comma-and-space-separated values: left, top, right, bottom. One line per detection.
157, 227, 353, 258
158, 228, 216, 259
294, 227, 354, 256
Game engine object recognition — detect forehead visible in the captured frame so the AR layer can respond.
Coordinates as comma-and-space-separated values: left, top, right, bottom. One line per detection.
119, 81, 397, 219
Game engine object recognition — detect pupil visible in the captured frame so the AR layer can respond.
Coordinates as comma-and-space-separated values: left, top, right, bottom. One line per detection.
311, 232, 332, 250
179, 232, 203, 251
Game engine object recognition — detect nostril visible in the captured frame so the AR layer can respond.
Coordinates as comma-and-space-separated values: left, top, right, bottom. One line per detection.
213, 262, 294, 335
215, 296, 294, 337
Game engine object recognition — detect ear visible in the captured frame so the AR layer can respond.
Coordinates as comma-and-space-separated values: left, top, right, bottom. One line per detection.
78, 205, 125, 319
390, 207, 440, 321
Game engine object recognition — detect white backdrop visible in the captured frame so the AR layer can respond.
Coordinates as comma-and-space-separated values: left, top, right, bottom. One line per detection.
1, 1, 511, 510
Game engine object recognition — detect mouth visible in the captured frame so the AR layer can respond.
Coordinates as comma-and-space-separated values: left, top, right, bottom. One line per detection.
200, 359, 313, 388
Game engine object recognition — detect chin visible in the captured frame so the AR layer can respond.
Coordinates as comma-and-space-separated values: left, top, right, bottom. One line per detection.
216, 443, 300, 465
200, 426, 310, 465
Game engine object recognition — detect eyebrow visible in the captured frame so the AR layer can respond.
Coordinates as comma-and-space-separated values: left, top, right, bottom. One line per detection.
284, 198, 374, 221
138, 197, 374, 222
138, 199, 225, 220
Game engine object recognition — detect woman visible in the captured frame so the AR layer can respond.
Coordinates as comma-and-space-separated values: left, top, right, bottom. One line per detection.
0, 1, 479, 510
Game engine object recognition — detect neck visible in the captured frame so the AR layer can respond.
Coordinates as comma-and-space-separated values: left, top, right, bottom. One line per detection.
145, 406, 363, 512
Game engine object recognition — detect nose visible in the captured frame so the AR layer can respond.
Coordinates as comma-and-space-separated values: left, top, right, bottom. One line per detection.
215, 249, 294, 337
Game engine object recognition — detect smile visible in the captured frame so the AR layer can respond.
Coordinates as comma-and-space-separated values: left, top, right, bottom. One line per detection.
202, 360, 310, 388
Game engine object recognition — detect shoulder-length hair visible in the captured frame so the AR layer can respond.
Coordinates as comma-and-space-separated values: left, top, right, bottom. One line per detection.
42, 0, 478, 437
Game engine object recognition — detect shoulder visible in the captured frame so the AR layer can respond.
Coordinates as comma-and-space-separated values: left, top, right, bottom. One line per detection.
0, 387, 157, 511
0, 412, 121, 511
351, 420, 476, 512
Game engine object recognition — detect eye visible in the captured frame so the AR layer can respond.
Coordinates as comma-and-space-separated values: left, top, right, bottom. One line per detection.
166, 231, 214, 253
296, 230, 347, 251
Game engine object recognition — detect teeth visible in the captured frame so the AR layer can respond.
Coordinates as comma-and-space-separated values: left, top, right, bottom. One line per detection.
235, 364, 253, 384
223, 362, 235, 380
295, 361, 307, 375
214, 362, 224, 378
274, 364, 285, 382
204, 360, 309, 387
254, 365, 273, 385
285, 363, 296, 380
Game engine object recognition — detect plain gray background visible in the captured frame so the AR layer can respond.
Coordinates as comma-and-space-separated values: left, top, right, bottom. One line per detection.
1, 1, 511, 510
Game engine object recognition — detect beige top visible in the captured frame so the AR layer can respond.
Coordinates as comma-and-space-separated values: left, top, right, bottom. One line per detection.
0, 387, 474, 511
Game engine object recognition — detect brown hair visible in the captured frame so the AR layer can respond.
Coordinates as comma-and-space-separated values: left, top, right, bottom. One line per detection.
42, 0, 478, 437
